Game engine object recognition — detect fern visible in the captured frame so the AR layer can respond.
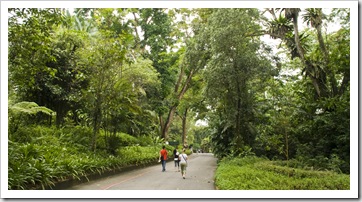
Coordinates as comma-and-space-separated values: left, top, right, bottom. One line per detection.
10, 101, 55, 116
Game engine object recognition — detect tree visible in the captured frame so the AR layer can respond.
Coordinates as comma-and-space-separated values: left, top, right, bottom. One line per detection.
268, 8, 328, 98
8, 9, 91, 127
128, 9, 210, 141
161, 33, 210, 141
176, 78, 205, 147
128, 9, 178, 140
44, 28, 89, 126
204, 8, 275, 157
113, 57, 161, 137
260, 8, 350, 172
264, 10, 293, 40
253, 64, 301, 162
303, 8, 339, 97
76, 31, 131, 151
8, 8, 63, 105
62, 8, 98, 35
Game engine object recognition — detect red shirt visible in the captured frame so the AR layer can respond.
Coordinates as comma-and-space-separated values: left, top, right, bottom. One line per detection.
160, 149, 168, 160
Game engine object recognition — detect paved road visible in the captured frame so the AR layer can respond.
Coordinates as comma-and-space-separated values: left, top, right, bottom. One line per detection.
68, 153, 217, 190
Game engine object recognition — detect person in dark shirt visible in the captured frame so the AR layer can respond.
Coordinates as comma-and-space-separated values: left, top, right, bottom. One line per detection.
173, 148, 180, 172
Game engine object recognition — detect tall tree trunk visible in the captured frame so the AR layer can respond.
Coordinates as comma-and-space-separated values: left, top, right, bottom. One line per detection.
161, 106, 177, 141
55, 104, 67, 127
292, 14, 328, 99
316, 26, 327, 59
91, 98, 102, 152
160, 69, 194, 141
292, 15, 305, 63
316, 25, 338, 97
91, 110, 99, 152
339, 70, 350, 95
181, 108, 189, 147
159, 114, 164, 138
235, 83, 243, 148
232, 59, 244, 148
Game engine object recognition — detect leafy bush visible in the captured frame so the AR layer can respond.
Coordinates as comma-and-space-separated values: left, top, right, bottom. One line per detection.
164, 144, 176, 155
56, 126, 92, 147
106, 134, 121, 155
8, 126, 176, 190
152, 136, 165, 145
184, 149, 193, 155
8, 101, 55, 134
215, 156, 350, 190
9, 125, 57, 143
117, 146, 161, 165
8, 142, 160, 189
8, 141, 68, 189
118, 132, 139, 146
272, 153, 348, 174
137, 135, 154, 146
95, 131, 142, 155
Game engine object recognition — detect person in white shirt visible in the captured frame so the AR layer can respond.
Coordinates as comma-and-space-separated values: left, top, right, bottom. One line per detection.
178, 149, 188, 179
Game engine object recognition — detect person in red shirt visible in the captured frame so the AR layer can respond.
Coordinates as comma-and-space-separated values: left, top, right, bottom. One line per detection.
159, 146, 168, 172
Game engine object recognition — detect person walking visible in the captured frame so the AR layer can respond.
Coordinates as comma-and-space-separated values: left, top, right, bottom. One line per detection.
173, 148, 180, 172
159, 146, 168, 172
179, 149, 188, 179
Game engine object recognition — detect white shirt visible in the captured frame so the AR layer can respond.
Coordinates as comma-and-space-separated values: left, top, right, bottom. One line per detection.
179, 153, 188, 164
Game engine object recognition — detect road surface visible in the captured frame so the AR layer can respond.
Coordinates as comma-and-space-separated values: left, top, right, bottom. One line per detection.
68, 153, 217, 190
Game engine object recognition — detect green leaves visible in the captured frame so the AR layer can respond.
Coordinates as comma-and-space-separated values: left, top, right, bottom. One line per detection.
10, 102, 55, 116
215, 156, 350, 190
303, 8, 325, 28
7, 8, 351, 190
203, 9, 275, 157
8, 125, 168, 190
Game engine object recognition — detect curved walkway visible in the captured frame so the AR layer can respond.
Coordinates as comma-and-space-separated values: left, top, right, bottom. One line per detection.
67, 153, 218, 190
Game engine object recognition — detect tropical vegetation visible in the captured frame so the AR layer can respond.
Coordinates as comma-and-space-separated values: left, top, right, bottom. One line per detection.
7, 8, 350, 190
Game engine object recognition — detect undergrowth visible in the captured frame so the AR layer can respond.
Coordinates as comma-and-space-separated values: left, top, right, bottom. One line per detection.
214, 156, 350, 190
8, 126, 173, 190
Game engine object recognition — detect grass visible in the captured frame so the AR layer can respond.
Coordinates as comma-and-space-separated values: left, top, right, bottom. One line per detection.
214, 156, 350, 190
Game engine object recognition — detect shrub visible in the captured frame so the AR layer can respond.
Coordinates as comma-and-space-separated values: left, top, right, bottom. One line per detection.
137, 135, 154, 146
117, 146, 161, 164
118, 132, 139, 146
9, 142, 161, 189
57, 126, 92, 147
9, 125, 56, 143
8, 125, 180, 190
275, 154, 348, 174
214, 157, 350, 190
184, 149, 193, 155
8, 142, 65, 189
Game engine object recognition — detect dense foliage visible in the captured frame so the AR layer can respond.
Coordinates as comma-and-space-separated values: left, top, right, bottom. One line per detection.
202, 8, 350, 174
8, 125, 174, 190
215, 156, 349, 190
7, 8, 350, 189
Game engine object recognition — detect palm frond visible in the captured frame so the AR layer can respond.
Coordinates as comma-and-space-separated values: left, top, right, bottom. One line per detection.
303, 8, 325, 28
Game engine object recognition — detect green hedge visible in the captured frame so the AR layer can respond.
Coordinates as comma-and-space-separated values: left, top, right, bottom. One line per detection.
214, 156, 350, 190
